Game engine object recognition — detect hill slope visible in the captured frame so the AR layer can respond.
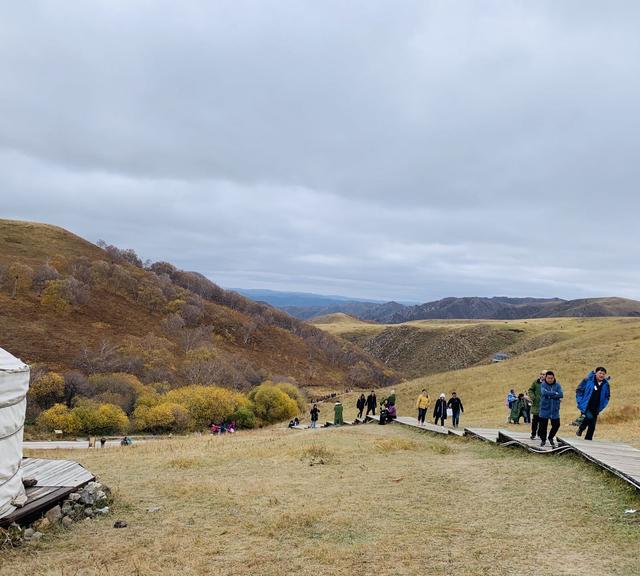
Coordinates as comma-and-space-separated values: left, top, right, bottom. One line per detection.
0, 219, 396, 394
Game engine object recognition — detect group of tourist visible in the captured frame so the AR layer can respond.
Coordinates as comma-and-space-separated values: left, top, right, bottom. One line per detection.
507, 367, 611, 447
416, 389, 465, 427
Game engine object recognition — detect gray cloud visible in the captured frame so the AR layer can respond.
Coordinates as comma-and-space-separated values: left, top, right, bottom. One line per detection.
1, 1, 639, 301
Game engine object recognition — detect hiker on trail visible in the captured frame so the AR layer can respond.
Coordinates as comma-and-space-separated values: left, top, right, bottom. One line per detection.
433, 393, 447, 426
447, 392, 464, 428
510, 393, 527, 424
505, 389, 517, 423
100, 437, 106, 448
310, 404, 320, 428
379, 396, 397, 425
366, 391, 377, 416
538, 371, 564, 448
356, 394, 366, 419
334, 400, 344, 426
528, 371, 546, 439
523, 392, 532, 424
385, 390, 396, 407
576, 367, 611, 440
416, 389, 430, 426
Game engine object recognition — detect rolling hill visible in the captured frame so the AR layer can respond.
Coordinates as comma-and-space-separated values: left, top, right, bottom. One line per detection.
0, 219, 396, 395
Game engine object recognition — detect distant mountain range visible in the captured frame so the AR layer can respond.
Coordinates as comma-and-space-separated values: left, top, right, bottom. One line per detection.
239, 292, 640, 322
232, 289, 393, 308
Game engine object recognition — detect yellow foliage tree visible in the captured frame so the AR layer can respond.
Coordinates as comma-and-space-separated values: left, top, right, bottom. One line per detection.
28, 372, 65, 410
41, 280, 70, 314
165, 385, 248, 429
36, 403, 82, 434
8, 262, 34, 295
249, 384, 298, 424
72, 400, 129, 435
134, 402, 189, 433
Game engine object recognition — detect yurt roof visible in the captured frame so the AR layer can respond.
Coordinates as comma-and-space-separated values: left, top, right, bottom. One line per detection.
0, 347, 29, 372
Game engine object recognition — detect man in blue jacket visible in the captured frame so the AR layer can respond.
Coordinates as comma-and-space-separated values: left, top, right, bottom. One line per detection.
539, 370, 563, 448
576, 367, 610, 440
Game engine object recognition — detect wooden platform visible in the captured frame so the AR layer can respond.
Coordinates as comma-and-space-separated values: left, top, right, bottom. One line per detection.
498, 430, 572, 454
0, 457, 95, 527
394, 416, 449, 435
558, 436, 640, 490
464, 428, 499, 443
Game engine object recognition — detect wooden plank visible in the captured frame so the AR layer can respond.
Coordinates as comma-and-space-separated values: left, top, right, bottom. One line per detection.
464, 428, 499, 443
558, 437, 640, 490
498, 430, 571, 454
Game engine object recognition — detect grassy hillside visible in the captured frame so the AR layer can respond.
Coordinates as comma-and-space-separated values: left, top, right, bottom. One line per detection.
312, 316, 574, 378
5, 427, 639, 575
0, 219, 395, 396
330, 317, 640, 447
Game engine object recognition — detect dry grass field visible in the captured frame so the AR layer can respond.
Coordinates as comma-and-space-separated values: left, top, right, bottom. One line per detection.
326, 317, 640, 447
4, 425, 640, 576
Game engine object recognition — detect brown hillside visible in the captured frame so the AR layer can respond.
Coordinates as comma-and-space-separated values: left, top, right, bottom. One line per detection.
0, 219, 396, 395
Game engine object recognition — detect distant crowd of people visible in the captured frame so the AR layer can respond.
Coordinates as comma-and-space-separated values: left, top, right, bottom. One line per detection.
506, 367, 611, 447
209, 420, 236, 434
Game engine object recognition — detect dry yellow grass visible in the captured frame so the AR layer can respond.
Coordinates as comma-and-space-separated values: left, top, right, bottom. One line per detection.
4, 425, 639, 575
330, 317, 640, 447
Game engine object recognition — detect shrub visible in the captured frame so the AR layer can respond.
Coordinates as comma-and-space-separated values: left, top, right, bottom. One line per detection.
36, 403, 82, 435
232, 405, 256, 429
87, 372, 149, 415
273, 381, 307, 413
32, 263, 60, 292
28, 372, 65, 410
248, 384, 298, 424
8, 262, 34, 295
134, 402, 189, 433
41, 280, 70, 314
165, 385, 248, 429
72, 400, 129, 435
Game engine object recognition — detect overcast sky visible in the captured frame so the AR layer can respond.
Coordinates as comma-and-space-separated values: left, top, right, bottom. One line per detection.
2, 1, 640, 302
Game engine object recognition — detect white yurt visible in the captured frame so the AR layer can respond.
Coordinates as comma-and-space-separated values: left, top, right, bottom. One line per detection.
0, 347, 30, 518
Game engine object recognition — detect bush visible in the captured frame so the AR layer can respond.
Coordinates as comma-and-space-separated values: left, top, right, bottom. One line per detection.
273, 381, 307, 413
72, 400, 129, 435
41, 280, 70, 314
232, 406, 256, 429
8, 262, 34, 295
36, 403, 82, 435
248, 383, 298, 424
134, 402, 189, 433
87, 372, 150, 415
164, 385, 248, 429
28, 372, 65, 410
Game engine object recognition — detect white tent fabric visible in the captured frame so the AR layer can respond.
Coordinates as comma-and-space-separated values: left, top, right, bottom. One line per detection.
0, 347, 30, 518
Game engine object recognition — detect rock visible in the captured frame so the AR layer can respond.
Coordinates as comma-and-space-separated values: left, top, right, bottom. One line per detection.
69, 493, 82, 502
22, 477, 38, 488
95, 506, 109, 515
147, 506, 161, 513
84, 507, 95, 518
62, 503, 73, 516
45, 505, 63, 524
113, 520, 128, 528
23, 528, 34, 540
33, 517, 51, 531
30, 532, 43, 541
11, 493, 28, 508
62, 516, 73, 529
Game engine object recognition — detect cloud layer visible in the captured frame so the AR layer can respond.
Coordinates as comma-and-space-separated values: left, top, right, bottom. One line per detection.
2, 1, 639, 301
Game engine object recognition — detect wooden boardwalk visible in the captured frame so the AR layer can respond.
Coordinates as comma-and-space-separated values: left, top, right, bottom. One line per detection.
558, 436, 640, 490
464, 428, 499, 443
498, 430, 572, 454
0, 457, 94, 527
394, 415, 449, 435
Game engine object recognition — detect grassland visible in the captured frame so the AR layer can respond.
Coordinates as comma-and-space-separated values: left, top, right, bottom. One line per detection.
4, 425, 639, 575
327, 317, 640, 447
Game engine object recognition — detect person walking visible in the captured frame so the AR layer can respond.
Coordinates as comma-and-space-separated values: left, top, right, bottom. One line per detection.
366, 390, 377, 417
333, 400, 344, 426
310, 403, 319, 429
510, 393, 527, 424
523, 392, 532, 423
447, 392, 464, 428
433, 393, 447, 426
505, 389, 517, 423
416, 389, 430, 426
576, 367, 611, 440
528, 371, 545, 439
356, 394, 366, 419
538, 371, 563, 448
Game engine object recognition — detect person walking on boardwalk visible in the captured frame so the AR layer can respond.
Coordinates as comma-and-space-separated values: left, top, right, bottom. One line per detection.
510, 393, 527, 424
333, 400, 344, 426
528, 371, 546, 439
433, 393, 447, 426
356, 394, 366, 419
505, 389, 517, 423
538, 371, 563, 448
416, 389, 430, 426
447, 392, 464, 428
310, 403, 320, 429
366, 390, 377, 417
576, 367, 611, 440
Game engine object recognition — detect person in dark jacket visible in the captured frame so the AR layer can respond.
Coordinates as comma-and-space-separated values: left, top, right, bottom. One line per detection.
528, 371, 546, 439
356, 394, 366, 419
334, 401, 344, 426
576, 367, 611, 440
310, 404, 320, 429
510, 393, 527, 424
366, 391, 377, 416
538, 371, 564, 448
433, 393, 447, 426
447, 392, 464, 428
